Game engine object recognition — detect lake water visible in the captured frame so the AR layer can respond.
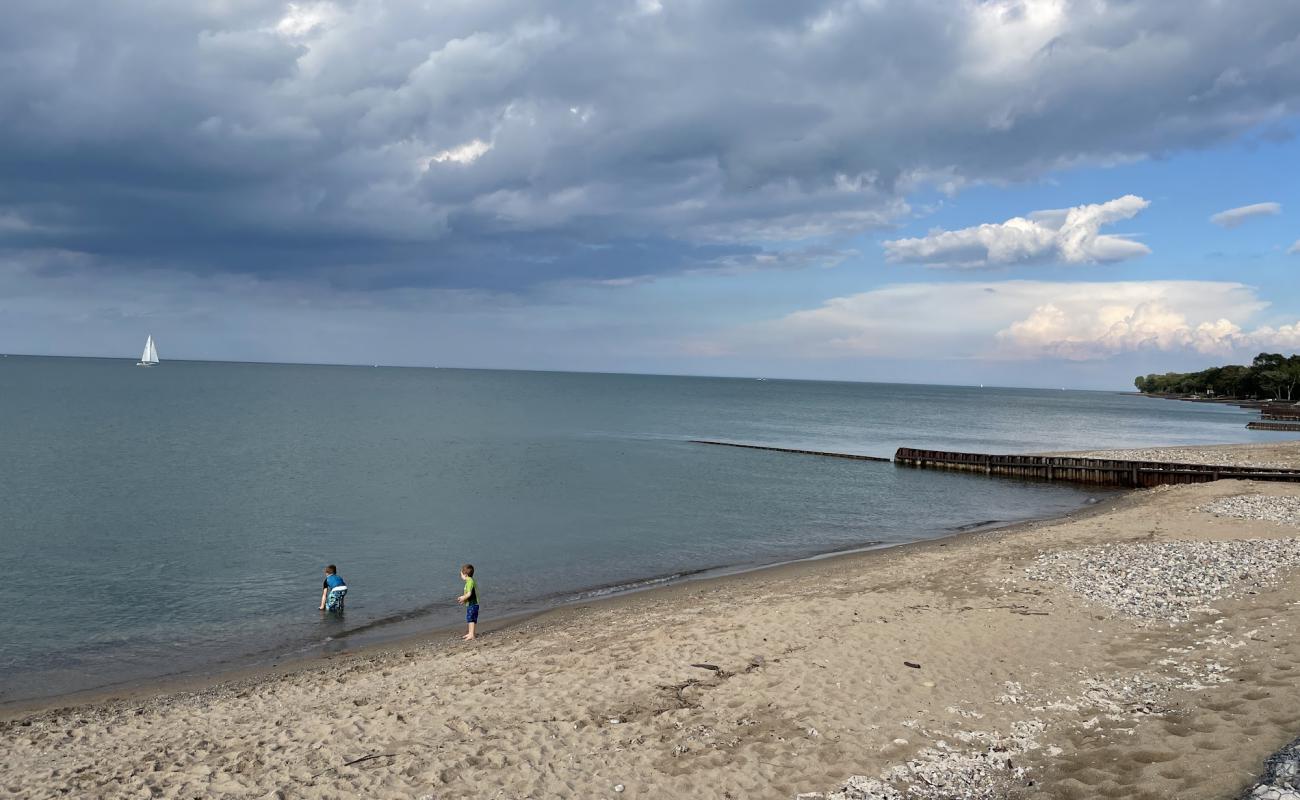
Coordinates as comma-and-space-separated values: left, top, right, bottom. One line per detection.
0, 357, 1289, 703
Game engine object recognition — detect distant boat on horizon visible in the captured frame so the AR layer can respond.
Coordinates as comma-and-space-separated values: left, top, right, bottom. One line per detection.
136, 335, 159, 367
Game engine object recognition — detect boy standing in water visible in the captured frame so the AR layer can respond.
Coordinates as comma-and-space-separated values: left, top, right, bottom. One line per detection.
319, 564, 347, 613
457, 564, 479, 640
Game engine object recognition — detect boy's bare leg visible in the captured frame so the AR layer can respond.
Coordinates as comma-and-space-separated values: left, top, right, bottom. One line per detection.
463, 623, 476, 640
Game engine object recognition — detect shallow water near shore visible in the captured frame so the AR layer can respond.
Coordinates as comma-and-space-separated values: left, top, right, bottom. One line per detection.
1, 357, 1290, 703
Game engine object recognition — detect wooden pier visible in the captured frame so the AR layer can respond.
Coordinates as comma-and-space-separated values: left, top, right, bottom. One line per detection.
894, 447, 1300, 488
690, 439, 1300, 488
1261, 403, 1300, 421
1248, 421, 1300, 432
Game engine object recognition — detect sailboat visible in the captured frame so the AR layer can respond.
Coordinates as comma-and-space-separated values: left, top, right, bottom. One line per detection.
136, 335, 159, 367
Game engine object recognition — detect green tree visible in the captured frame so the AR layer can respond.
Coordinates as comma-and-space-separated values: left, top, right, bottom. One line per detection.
1130, 353, 1298, 398
1253, 353, 1287, 372
1264, 362, 1300, 401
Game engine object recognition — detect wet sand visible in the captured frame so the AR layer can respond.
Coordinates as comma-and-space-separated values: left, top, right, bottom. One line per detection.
5, 448, 1300, 798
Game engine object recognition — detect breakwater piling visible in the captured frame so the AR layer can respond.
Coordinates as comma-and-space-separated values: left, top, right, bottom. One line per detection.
689, 440, 892, 462
691, 440, 1300, 488
1249, 421, 1300, 432
1261, 403, 1300, 421
894, 448, 1300, 488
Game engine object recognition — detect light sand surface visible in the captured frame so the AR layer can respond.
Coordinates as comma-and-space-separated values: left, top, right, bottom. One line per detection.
5, 475, 1300, 798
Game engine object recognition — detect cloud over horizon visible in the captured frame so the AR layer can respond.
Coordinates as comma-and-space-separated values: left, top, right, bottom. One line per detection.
714, 280, 1300, 361
1210, 202, 1282, 228
3, 1, 1300, 291
883, 195, 1151, 268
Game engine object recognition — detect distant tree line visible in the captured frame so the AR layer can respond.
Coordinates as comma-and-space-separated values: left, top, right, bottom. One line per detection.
1134, 353, 1300, 400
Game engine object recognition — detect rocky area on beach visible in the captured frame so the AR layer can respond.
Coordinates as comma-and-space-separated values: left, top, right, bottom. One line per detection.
1244, 737, 1300, 799
1025, 536, 1300, 622
1205, 494, 1300, 527
1062, 443, 1300, 471
796, 720, 1045, 800
803, 483, 1300, 800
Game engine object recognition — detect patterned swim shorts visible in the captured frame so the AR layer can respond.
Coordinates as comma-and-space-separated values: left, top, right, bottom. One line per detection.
326, 587, 347, 612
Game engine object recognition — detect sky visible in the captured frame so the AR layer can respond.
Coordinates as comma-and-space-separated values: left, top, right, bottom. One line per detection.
2, 0, 1300, 389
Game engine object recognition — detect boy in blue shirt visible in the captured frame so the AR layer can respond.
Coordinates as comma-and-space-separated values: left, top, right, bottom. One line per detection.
319, 564, 348, 613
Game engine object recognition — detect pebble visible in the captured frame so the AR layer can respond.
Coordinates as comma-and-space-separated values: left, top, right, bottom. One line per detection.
614, 783, 625, 793
1251, 786, 1300, 800
802, 721, 1044, 800
1025, 535, 1300, 622
1244, 736, 1300, 799
1065, 447, 1300, 470
1204, 494, 1300, 528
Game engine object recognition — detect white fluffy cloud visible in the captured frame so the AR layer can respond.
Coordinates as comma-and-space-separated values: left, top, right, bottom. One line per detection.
883, 196, 1151, 268
998, 299, 1257, 359
719, 280, 1300, 361
1210, 202, 1282, 228
1288, 239, 1300, 255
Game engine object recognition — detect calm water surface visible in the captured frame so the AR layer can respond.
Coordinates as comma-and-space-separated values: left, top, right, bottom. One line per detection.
1, 357, 1290, 702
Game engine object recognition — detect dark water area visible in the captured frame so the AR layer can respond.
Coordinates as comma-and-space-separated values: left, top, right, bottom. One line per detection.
0, 357, 1289, 703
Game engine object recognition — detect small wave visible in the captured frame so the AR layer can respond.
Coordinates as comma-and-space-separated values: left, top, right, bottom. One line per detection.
324, 602, 453, 641
562, 567, 716, 602
952, 519, 1001, 532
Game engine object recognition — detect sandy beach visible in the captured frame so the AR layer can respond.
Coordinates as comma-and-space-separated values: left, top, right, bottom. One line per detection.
6, 445, 1300, 799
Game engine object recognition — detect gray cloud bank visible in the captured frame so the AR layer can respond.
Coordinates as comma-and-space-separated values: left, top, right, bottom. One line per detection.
3, 0, 1300, 290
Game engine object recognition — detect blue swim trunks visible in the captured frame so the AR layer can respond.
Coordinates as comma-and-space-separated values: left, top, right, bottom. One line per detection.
325, 586, 347, 613
465, 603, 480, 623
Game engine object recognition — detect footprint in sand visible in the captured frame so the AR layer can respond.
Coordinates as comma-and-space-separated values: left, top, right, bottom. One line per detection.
1160, 721, 1196, 738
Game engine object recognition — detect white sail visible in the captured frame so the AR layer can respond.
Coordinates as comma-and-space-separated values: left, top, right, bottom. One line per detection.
138, 335, 159, 365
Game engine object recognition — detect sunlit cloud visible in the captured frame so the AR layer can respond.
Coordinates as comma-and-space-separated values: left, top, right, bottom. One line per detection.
706, 281, 1298, 361
421, 139, 494, 169
883, 196, 1151, 268
273, 2, 339, 40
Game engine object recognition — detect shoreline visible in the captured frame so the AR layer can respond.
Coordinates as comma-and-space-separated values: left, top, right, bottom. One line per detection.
0, 500, 1109, 722
8, 440, 1300, 798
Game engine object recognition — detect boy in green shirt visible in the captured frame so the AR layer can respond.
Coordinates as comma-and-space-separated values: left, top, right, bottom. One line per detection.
457, 563, 479, 640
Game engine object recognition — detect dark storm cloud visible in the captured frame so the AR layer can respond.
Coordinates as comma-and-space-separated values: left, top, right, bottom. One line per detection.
3, 0, 1300, 289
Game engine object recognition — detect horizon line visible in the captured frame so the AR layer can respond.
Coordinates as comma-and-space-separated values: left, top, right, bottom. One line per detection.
0, 351, 1130, 393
